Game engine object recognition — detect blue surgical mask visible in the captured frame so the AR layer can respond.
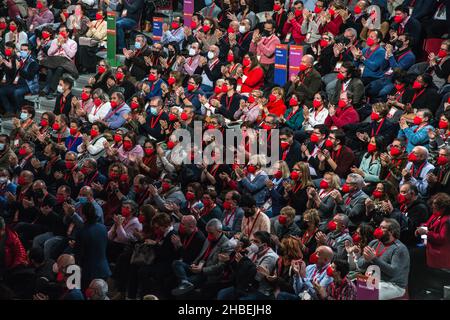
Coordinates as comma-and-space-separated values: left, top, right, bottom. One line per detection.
150, 107, 158, 116
0, 143, 5, 151
134, 42, 142, 50
20, 51, 28, 59
78, 196, 88, 204
20, 112, 28, 121
205, 0, 213, 6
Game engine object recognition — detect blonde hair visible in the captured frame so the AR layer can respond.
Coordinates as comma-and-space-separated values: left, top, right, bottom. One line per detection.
293, 162, 313, 188
271, 87, 285, 98
280, 206, 296, 220
323, 172, 341, 190
303, 209, 320, 227
274, 160, 290, 179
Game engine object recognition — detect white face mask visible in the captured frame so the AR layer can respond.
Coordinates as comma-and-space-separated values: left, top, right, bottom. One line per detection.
239, 26, 247, 34
189, 48, 196, 56
57, 85, 64, 93
207, 51, 215, 60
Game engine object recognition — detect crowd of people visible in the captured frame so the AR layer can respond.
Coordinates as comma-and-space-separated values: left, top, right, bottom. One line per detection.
0, 0, 450, 301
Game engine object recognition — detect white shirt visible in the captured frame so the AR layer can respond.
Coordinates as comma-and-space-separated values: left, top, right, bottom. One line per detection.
88, 102, 111, 123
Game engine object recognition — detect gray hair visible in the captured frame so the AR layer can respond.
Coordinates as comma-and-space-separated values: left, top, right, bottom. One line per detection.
206, 218, 223, 232
336, 213, 349, 227
347, 173, 365, 189
345, 28, 357, 38
136, 34, 147, 44
92, 88, 109, 102
150, 96, 163, 107
383, 218, 401, 239
414, 146, 429, 159
304, 54, 315, 65
89, 279, 109, 300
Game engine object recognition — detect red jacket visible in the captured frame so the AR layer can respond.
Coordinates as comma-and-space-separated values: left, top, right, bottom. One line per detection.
319, 15, 343, 36
239, 66, 264, 94
266, 99, 287, 117
3, 228, 28, 270
426, 214, 450, 269
282, 16, 305, 44
325, 106, 360, 128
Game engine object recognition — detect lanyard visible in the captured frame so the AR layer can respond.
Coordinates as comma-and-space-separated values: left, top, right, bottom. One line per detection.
209, 58, 219, 70
293, 182, 303, 194
225, 94, 234, 110
332, 147, 342, 161
246, 211, 261, 236
92, 103, 103, 116
312, 265, 327, 282
371, 118, 385, 137
150, 111, 163, 128
238, 32, 251, 46
301, 228, 318, 245
252, 247, 270, 263
67, 133, 80, 150
331, 277, 347, 300
223, 208, 236, 226
364, 45, 380, 59
410, 161, 426, 178
209, 164, 220, 177
182, 229, 198, 249
374, 241, 392, 257
396, 50, 412, 62
104, 103, 125, 120
60, 96, 66, 114
395, 89, 405, 101
85, 172, 98, 186
275, 11, 283, 28
386, 159, 403, 179
207, 3, 216, 17
286, 108, 299, 120
229, 63, 238, 74
411, 88, 425, 105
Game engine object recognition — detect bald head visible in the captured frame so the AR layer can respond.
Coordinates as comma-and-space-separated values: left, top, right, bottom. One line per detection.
55, 254, 75, 273
79, 186, 94, 199
316, 246, 334, 267
32, 180, 46, 190
181, 215, 197, 234
20, 170, 34, 185
412, 146, 428, 161
302, 54, 314, 67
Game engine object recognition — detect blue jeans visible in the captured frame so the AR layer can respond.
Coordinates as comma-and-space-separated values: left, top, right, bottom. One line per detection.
217, 286, 238, 300
367, 76, 394, 100
172, 260, 206, 286
0, 84, 30, 113
33, 232, 67, 260
116, 17, 137, 50
276, 291, 300, 300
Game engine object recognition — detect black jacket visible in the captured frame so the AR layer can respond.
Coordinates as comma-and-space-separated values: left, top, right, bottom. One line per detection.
125, 45, 152, 81
282, 140, 302, 170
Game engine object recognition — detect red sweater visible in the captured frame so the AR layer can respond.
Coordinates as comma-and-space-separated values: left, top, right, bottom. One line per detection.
266, 99, 287, 117
319, 15, 343, 36
282, 16, 305, 44
3, 228, 29, 270
425, 214, 450, 269
325, 106, 360, 128
239, 66, 264, 94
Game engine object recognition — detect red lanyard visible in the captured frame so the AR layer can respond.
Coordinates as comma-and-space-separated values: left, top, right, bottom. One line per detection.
67, 133, 80, 150
246, 211, 261, 236
345, 193, 353, 205
364, 45, 380, 59
375, 241, 392, 257
150, 111, 163, 128
312, 266, 327, 282
275, 11, 283, 27
331, 278, 347, 300
182, 229, 197, 249
395, 89, 405, 101
332, 147, 342, 161
301, 228, 318, 245
286, 108, 299, 120
60, 96, 66, 114
252, 247, 270, 262
210, 164, 220, 177
229, 63, 238, 74
411, 88, 425, 105
396, 50, 412, 62
223, 209, 236, 226
386, 159, 403, 179
92, 104, 102, 116
371, 118, 385, 137
207, 3, 216, 17
238, 32, 251, 46
85, 172, 98, 186
410, 161, 426, 178
293, 182, 303, 194
57, 133, 62, 144
105, 103, 125, 120
209, 59, 219, 70
225, 95, 234, 110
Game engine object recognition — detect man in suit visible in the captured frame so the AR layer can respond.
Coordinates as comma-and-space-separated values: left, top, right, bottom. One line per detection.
172, 219, 233, 297
300, 124, 330, 173
338, 173, 369, 231
124, 35, 152, 81
389, 5, 422, 51
280, 127, 302, 170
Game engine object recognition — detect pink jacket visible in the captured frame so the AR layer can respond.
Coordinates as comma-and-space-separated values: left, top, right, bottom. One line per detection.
48, 38, 77, 60
118, 145, 144, 165
28, 8, 54, 29
249, 35, 280, 65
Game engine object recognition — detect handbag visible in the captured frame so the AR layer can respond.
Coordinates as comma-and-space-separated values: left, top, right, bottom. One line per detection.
79, 36, 99, 47
130, 242, 155, 266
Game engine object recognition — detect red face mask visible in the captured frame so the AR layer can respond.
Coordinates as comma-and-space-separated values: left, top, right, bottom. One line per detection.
56, 194, 66, 204
17, 176, 27, 186
203, 25, 211, 33
319, 39, 329, 48
269, 94, 277, 102
116, 72, 124, 81
96, 13, 103, 20
413, 116, 422, 125
40, 119, 48, 127
185, 191, 196, 201
394, 83, 405, 91
0, 22, 6, 30
113, 134, 122, 143
202, 198, 212, 207
438, 50, 448, 59
289, 97, 298, 106
299, 64, 308, 72
314, 6, 322, 14
437, 156, 449, 166
371, 112, 380, 121
36, 1, 43, 9
81, 92, 90, 101
329, 8, 335, 16
338, 99, 347, 108
214, 86, 222, 94
191, 21, 197, 29
325, 139, 334, 148
390, 146, 401, 157
169, 113, 178, 122
161, 182, 171, 192
167, 141, 175, 149
121, 207, 131, 218
227, 27, 235, 34
148, 74, 157, 82
273, 4, 281, 11
94, 98, 102, 107
372, 190, 383, 199
309, 252, 319, 264
290, 171, 300, 181
319, 179, 329, 189
207, 233, 216, 242
97, 65, 106, 74
119, 174, 128, 182
337, 72, 345, 81
180, 112, 189, 121
310, 133, 320, 144
62, 13, 69, 19
408, 152, 418, 162
206, 124, 216, 130
247, 165, 256, 174
352, 233, 361, 244
367, 143, 377, 153
274, 170, 283, 179
342, 184, 351, 193
242, 58, 251, 67
328, 220, 337, 231
326, 266, 334, 277
70, 128, 78, 136
110, 101, 118, 108
278, 215, 287, 225
18, 148, 27, 156
354, 6, 362, 14
144, 148, 154, 156
130, 101, 139, 110
171, 22, 179, 29
9, 25, 17, 32
65, 161, 75, 170
223, 200, 233, 210
221, 84, 228, 93
366, 38, 375, 47
412, 81, 422, 90
313, 99, 322, 108
397, 193, 407, 204
439, 120, 448, 129
123, 141, 133, 151
248, 95, 255, 103
227, 54, 234, 63
80, 167, 89, 175
187, 84, 195, 92
168, 77, 176, 86
90, 129, 99, 138
280, 141, 290, 150
373, 228, 384, 239
5, 48, 12, 56
138, 214, 146, 224
52, 123, 60, 131
394, 15, 404, 24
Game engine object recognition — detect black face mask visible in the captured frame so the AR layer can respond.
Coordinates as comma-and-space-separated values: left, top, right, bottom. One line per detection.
244, 208, 255, 218
394, 40, 404, 49
262, 30, 271, 37
35, 189, 45, 199
168, 50, 175, 57
380, 233, 390, 243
